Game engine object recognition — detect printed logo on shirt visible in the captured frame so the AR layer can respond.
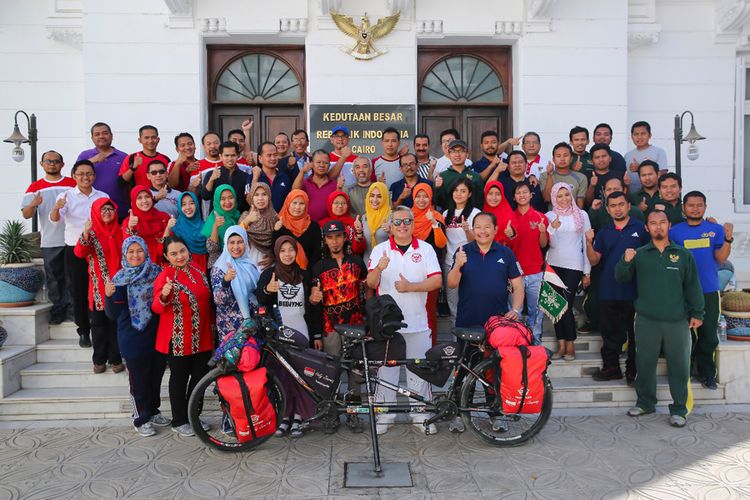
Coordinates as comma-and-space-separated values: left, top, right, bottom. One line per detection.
497, 258, 505, 264
684, 238, 710, 250
279, 283, 301, 300
411, 253, 422, 263
631, 232, 639, 238
669, 253, 680, 263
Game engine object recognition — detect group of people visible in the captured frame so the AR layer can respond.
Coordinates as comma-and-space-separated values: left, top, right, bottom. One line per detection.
20, 118, 733, 437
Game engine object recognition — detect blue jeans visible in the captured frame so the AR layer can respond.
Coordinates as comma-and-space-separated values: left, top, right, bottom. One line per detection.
509, 272, 544, 344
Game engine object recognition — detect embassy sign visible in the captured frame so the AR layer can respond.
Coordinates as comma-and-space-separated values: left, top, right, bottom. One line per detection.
309, 104, 416, 155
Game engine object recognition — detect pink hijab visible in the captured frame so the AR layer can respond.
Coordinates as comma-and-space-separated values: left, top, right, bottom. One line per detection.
550, 182, 584, 233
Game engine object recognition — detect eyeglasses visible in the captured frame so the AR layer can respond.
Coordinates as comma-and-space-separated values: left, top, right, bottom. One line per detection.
149, 169, 167, 175
392, 218, 413, 226
43, 159, 62, 165
100, 206, 115, 213
75, 172, 95, 177
401, 161, 417, 167
331, 201, 348, 206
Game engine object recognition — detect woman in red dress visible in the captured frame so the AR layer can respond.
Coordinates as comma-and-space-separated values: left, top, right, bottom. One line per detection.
122, 185, 170, 263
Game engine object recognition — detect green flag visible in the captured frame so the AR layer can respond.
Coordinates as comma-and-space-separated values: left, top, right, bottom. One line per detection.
539, 281, 568, 323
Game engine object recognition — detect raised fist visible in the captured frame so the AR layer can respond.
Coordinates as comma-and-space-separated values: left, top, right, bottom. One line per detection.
624, 248, 637, 262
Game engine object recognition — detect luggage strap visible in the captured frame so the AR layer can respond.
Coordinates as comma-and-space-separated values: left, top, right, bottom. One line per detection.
233, 372, 257, 440
517, 345, 529, 414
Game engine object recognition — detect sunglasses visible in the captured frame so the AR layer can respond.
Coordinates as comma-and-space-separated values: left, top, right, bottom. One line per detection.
149, 169, 167, 175
392, 218, 413, 226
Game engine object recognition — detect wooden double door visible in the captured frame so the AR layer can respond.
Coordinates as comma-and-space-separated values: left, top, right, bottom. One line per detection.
419, 108, 508, 162
211, 106, 304, 151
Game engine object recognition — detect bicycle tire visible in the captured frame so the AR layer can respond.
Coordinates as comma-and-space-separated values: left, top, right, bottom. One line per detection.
459, 358, 552, 447
188, 366, 287, 452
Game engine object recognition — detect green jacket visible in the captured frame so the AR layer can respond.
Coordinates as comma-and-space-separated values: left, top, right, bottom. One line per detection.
614, 240, 704, 321
435, 166, 484, 209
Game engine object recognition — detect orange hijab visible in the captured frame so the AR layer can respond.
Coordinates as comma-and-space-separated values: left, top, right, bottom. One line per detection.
412, 183, 444, 241
278, 189, 311, 269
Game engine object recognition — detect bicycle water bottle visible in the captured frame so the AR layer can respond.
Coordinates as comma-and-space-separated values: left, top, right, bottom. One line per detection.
718, 315, 728, 343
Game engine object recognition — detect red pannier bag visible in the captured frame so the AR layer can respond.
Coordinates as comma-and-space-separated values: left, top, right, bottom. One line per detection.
485, 316, 533, 348
216, 367, 277, 442
495, 345, 549, 414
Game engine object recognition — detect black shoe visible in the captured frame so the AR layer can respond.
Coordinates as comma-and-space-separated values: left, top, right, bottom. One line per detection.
577, 323, 594, 334
79, 334, 92, 348
49, 314, 65, 325
346, 414, 364, 433
701, 377, 718, 390
592, 367, 623, 381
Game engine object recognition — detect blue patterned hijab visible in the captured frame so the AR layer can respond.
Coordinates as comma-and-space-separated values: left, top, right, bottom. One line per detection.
112, 236, 163, 331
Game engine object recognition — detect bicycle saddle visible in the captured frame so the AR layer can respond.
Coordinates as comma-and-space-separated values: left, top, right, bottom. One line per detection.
452, 327, 486, 342
334, 324, 367, 340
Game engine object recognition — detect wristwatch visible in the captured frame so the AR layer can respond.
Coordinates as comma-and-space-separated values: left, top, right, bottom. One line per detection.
725, 237, 734, 244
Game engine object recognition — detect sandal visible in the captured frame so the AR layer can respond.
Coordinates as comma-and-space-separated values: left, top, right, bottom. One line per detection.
290, 419, 304, 438
275, 419, 290, 437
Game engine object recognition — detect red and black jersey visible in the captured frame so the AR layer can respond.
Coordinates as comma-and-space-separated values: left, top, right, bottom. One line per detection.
310, 254, 367, 335
118, 152, 171, 187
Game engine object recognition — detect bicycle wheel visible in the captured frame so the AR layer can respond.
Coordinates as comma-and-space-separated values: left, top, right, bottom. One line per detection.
188, 367, 286, 452
459, 358, 552, 446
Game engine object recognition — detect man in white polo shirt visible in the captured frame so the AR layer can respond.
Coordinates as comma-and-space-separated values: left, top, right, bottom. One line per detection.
366, 205, 443, 435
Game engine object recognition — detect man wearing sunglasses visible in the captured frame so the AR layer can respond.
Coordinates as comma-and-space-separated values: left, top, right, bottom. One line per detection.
366, 206, 443, 436
146, 160, 181, 218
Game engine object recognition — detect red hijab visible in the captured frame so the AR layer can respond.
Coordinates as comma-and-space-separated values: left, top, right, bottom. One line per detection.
126, 185, 170, 240
319, 190, 355, 228
90, 198, 123, 277
483, 181, 515, 244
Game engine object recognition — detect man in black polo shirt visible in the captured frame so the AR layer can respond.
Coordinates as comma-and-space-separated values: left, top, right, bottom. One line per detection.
628, 160, 660, 214
201, 141, 251, 213
585, 192, 649, 384
250, 142, 292, 212
390, 153, 432, 208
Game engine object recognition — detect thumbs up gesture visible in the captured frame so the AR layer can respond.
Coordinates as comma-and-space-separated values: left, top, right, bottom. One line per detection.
638, 196, 648, 212
30, 192, 43, 208
425, 209, 435, 223
156, 187, 168, 201
274, 219, 283, 232
400, 184, 412, 201
573, 159, 583, 172
83, 218, 93, 235
55, 193, 67, 210
127, 209, 139, 230
133, 154, 143, 170
302, 161, 313, 174
629, 158, 639, 172
166, 216, 177, 230
394, 272, 412, 293
546, 161, 554, 175
246, 208, 260, 224
551, 214, 561, 229
266, 272, 280, 293
288, 155, 297, 167
461, 215, 470, 233
189, 174, 201, 188
454, 246, 467, 268
504, 220, 515, 239
590, 172, 599, 187
210, 166, 221, 181
428, 158, 437, 175
336, 173, 345, 190
224, 262, 236, 282
104, 280, 116, 297
538, 219, 546, 234
341, 146, 352, 159
354, 215, 363, 234
213, 211, 225, 228
378, 171, 387, 184
161, 277, 174, 298
623, 170, 631, 187
309, 279, 323, 304
377, 254, 390, 271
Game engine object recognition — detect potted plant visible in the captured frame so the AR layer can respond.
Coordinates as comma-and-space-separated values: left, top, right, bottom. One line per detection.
0, 220, 44, 307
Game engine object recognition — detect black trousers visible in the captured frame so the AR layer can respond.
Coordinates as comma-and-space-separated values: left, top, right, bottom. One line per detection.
125, 352, 167, 427
599, 300, 636, 375
64, 245, 89, 336
89, 309, 121, 366
41, 246, 69, 318
167, 351, 212, 427
551, 266, 583, 341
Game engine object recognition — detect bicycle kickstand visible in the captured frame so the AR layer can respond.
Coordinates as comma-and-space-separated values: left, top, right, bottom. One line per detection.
360, 338, 383, 475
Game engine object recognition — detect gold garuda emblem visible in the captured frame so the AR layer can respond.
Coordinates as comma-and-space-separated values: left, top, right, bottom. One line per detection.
330, 10, 400, 60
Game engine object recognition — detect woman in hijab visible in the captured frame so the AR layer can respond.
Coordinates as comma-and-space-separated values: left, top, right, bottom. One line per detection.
170, 192, 208, 272
74, 198, 124, 374
411, 183, 446, 346
545, 182, 592, 361
122, 186, 170, 264
272, 189, 322, 270
240, 182, 277, 270
105, 236, 166, 437
211, 226, 261, 339
483, 180, 515, 245
361, 182, 391, 263
256, 236, 322, 438
203, 184, 241, 269
319, 190, 366, 255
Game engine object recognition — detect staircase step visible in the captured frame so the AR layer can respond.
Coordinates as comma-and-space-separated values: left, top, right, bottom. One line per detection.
36, 339, 92, 363
546, 352, 665, 378
20, 362, 131, 389
49, 322, 79, 340
551, 376, 725, 408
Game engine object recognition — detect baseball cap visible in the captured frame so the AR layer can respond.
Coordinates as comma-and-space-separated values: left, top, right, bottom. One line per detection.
331, 125, 350, 136
322, 220, 346, 235
448, 139, 468, 150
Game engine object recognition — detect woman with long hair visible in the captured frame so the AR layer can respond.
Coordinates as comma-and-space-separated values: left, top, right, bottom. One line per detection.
361, 182, 391, 263
105, 236, 166, 436
74, 198, 124, 374
412, 183, 447, 345
202, 184, 241, 269
442, 177, 481, 319
545, 182, 592, 361
273, 189, 322, 270
483, 180, 515, 245
256, 236, 322, 438
240, 182, 278, 270
170, 192, 208, 272
152, 236, 215, 437
319, 190, 366, 255
122, 186, 170, 264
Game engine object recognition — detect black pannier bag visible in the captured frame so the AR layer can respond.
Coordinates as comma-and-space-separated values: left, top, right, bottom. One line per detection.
352, 331, 406, 361
366, 294, 405, 341
285, 347, 341, 399
407, 342, 460, 386
275, 326, 310, 348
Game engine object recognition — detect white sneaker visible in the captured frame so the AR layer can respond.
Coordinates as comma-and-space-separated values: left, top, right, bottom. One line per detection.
134, 421, 156, 437
150, 413, 171, 427
376, 423, 390, 435
414, 422, 438, 435
492, 417, 509, 433
171, 423, 195, 437
448, 417, 465, 433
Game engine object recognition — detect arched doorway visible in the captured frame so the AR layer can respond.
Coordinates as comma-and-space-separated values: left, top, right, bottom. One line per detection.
418, 48, 512, 161
208, 46, 305, 149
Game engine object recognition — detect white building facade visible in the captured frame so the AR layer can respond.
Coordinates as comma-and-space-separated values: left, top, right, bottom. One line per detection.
2, 0, 750, 280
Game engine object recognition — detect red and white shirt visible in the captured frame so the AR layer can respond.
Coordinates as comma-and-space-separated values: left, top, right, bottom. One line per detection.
21, 177, 77, 247
367, 237, 441, 333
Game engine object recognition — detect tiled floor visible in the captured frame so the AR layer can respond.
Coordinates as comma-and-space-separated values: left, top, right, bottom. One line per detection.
1, 411, 749, 499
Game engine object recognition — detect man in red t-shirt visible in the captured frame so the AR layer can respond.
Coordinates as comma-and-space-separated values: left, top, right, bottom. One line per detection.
508, 181, 549, 343
118, 125, 170, 188
167, 132, 199, 192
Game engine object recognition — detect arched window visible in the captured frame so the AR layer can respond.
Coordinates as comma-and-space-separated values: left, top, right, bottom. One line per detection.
215, 53, 302, 102
420, 55, 504, 104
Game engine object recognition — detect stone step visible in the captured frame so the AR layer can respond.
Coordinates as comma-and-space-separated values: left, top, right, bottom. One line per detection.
546, 352, 665, 378
20, 362, 131, 389
551, 376, 725, 408
36, 339, 92, 363
48, 322, 79, 340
